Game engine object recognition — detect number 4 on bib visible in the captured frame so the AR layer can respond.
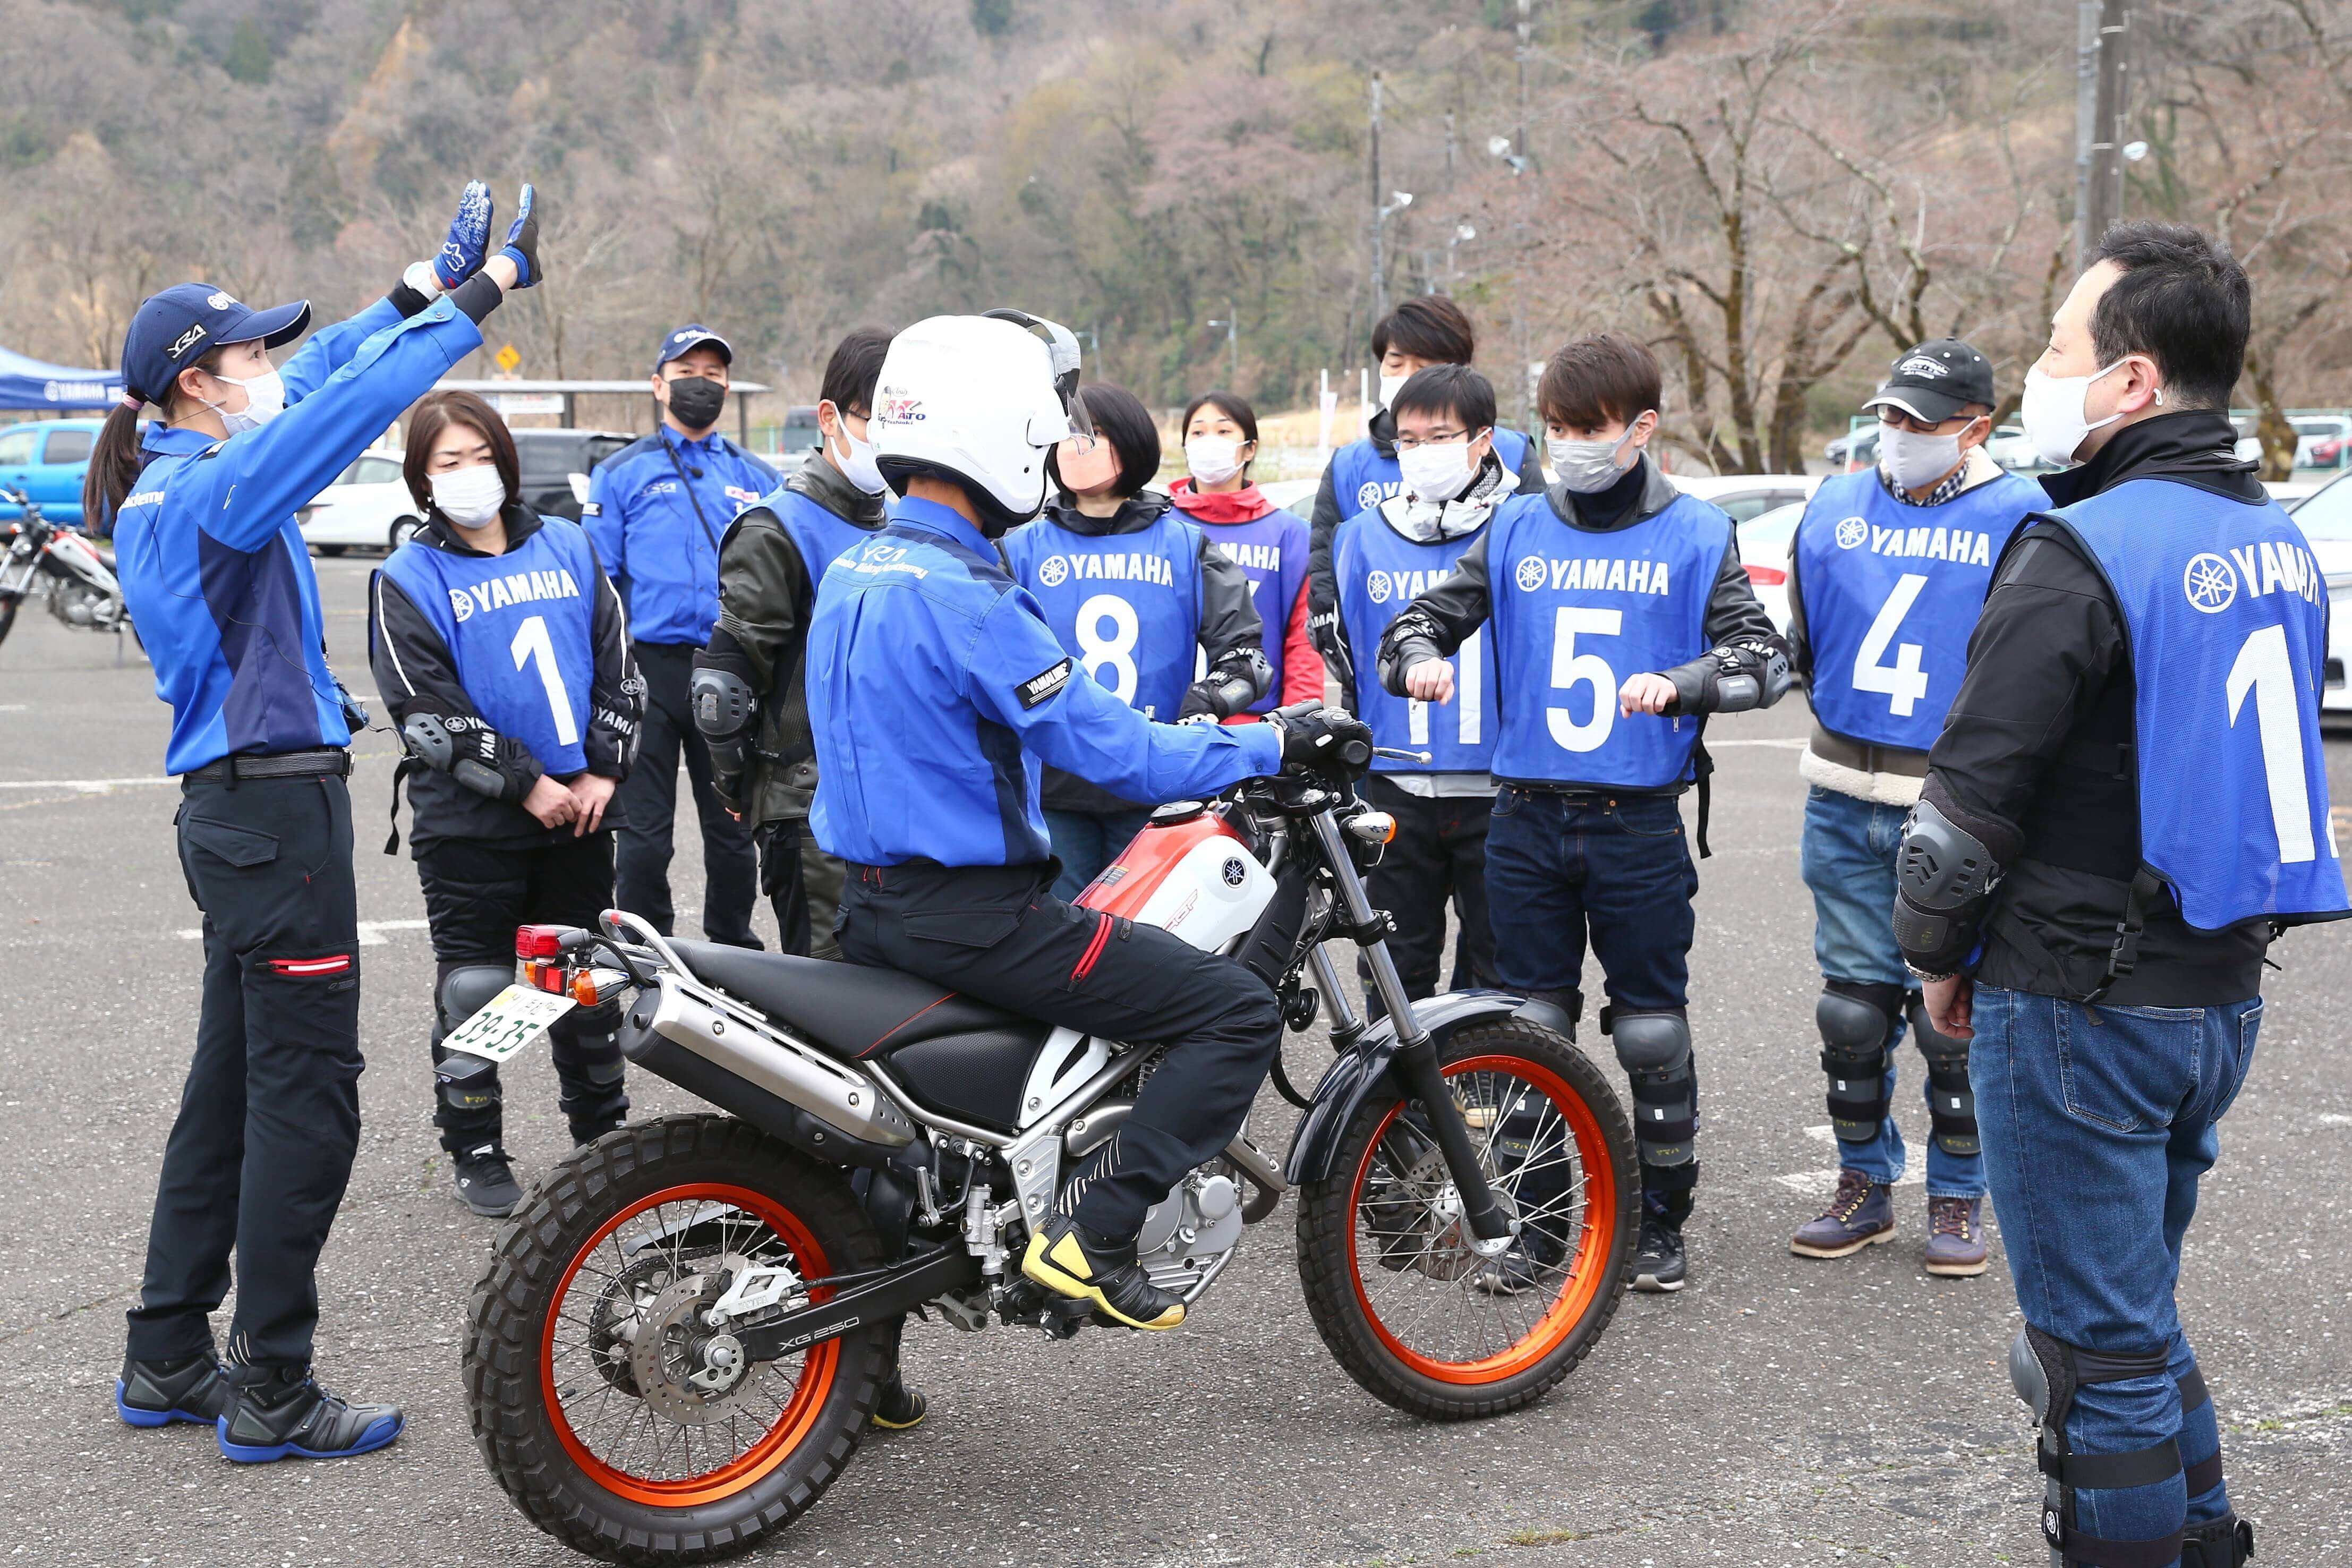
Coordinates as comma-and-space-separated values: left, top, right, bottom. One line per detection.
1852, 573, 1930, 717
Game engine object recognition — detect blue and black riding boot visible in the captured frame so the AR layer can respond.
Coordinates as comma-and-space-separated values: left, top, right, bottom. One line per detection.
215, 1366, 404, 1463
116, 1352, 232, 1429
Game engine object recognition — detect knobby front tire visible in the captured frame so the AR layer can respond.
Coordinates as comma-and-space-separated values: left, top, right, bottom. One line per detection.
464, 1114, 885, 1565
1295, 1019, 1637, 1420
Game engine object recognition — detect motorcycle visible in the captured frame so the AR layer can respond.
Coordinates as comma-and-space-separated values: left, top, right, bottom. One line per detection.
457, 707, 1637, 1564
0, 488, 133, 655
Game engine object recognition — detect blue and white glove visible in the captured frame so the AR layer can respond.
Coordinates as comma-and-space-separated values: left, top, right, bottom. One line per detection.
432, 180, 496, 291
498, 183, 543, 289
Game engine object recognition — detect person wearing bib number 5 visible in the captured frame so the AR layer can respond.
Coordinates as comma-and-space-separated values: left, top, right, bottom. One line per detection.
1783, 339, 2042, 1276
372, 392, 642, 1219
1378, 334, 1792, 1295
1005, 382, 1270, 900
1898, 224, 2345, 1568
584, 325, 778, 950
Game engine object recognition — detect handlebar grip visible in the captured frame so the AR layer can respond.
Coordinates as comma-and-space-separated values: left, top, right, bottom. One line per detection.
1337, 737, 1373, 769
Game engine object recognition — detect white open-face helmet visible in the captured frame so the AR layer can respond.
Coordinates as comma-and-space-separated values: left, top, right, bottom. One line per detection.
872, 309, 1091, 533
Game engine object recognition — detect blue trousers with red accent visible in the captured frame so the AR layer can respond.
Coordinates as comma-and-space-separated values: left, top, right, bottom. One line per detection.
838, 858, 1279, 1238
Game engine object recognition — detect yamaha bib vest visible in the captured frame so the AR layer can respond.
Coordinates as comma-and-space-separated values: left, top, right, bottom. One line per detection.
1795, 467, 2040, 751
1198, 509, 1309, 714
380, 517, 601, 776
2046, 477, 2348, 928
762, 485, 876, 587
1334, 509, 1497, 773
1485, 490, 1726, 788
1004, 510, 1205, 721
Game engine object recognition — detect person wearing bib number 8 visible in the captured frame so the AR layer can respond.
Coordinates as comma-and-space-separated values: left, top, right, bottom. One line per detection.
1896, 224, 2344, 1568
373, 392, 643, 1220
1378, 333, 1792, 1294
1783, 339, 2042, 1276
1004, 382, 1270, 899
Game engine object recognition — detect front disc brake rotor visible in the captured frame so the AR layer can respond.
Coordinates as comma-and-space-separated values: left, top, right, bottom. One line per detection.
629, 1274, 761, 1425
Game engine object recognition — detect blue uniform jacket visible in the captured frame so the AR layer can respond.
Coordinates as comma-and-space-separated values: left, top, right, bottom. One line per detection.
113, 295, 485, 775
584, 429, 778, 646
806, 496, 1284, 868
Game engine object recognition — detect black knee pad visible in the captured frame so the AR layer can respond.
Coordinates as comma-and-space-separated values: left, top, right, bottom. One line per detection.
1607, 1008, 1694, 1169
2010, 1325, 2185, 1565
1817, 981, 1900, 1145
1905, 991, 1980, 1157
1518, 987, 1581, 1043
2179, 1515, 2254, 1568
434, 962, 514, 1039
432, 964, 514, 1125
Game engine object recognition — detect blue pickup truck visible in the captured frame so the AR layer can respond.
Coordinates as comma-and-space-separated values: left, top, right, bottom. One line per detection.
0, 419, 104, 529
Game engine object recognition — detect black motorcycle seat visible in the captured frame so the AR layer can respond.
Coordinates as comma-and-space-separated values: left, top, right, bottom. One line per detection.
667, 940, 1033, 1061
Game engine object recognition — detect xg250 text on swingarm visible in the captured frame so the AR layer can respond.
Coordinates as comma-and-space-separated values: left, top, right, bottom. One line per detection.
456, 717, 1637, 1565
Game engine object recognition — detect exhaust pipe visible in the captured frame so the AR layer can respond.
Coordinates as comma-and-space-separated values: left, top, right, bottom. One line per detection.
623, 974, 915, 1151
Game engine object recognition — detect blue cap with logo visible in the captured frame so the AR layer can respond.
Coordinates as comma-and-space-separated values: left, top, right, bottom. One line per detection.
120, 284, 312, 407
654, 324, 733, 376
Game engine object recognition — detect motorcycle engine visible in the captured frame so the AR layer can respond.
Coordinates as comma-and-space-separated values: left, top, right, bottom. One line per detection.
1132, 1166, 1244, 1297
49, 581, 118, 629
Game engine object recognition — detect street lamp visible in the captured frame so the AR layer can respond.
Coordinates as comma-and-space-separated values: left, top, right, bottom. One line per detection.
1371, 189, 1413, 323
1446, 222, 1477, 291
1205, 304, 1240, 388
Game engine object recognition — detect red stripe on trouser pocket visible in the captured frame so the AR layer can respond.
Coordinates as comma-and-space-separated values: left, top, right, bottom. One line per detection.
268, 954, 352, 976
1069, 913, 1112, 986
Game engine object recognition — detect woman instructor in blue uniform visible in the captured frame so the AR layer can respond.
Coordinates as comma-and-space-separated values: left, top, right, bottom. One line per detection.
92, 182, 543, 1464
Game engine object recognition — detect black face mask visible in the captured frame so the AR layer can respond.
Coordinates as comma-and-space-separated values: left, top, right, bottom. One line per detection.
665, 375, 727, 431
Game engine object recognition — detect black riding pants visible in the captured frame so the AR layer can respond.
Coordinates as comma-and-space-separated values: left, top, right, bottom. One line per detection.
128, 774, 363, 1370
614, 643, 760, 948
838, 860, 1281, 1238
414, 831, 630, 1151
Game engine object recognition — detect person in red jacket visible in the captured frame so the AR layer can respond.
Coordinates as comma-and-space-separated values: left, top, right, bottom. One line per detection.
1168, 390, 1324, 717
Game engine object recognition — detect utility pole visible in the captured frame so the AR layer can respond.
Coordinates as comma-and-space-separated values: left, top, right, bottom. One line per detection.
2073, 0, 2131, 266
1206, 304, 1240, 388
1515, 0, 1532, 164
1370, 71, 1386, 327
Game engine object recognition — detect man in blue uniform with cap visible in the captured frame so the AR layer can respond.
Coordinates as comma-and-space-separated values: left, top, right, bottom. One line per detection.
1899, 221, 2341, 1568
586, 325, 777, 948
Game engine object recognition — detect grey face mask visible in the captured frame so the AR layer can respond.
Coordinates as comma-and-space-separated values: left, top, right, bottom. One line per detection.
1548, 423, 1641, 493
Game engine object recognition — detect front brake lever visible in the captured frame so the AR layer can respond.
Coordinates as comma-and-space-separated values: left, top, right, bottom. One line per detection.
1372, 746, 1432, 764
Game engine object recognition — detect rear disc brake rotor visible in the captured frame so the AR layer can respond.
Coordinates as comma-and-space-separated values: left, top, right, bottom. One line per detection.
629, 1274, 760, 1425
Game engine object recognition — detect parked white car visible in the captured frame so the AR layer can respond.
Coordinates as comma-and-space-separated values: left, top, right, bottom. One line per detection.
1669, 471, 1816, 527
298, 451, 422, 556
1733, 500, 1803, 634
2280, 472, 2352, 715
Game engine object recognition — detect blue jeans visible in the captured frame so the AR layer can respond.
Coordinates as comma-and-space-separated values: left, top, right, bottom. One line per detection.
1043, 808, 1154, 902
1800, 785, 1984, 1198
1973, 986, 2260, 1560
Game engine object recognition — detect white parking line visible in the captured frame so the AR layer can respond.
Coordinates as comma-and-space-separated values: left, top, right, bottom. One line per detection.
1775, 1123, 1923, 1194
0, 777, 173, 792
1706, 737, 1808, 749
175, 918, 428, 947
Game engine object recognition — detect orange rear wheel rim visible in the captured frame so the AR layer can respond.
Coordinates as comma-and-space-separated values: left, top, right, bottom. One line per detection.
540, 1182, 840, 1507
1344, 1053, 1618, 1384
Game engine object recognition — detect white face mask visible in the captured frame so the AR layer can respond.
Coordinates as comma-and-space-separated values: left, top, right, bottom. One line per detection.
208, 368, 284, 434
431, 463, 508, 527
1186, 436, 1245, 487
1879, 422, 1971, 493
2021, 360, 2140, 469
834, 424, 888, 495
1549, 423, 1642, 494
1377, 373, 1410, 411
1397, 438, 1478, 505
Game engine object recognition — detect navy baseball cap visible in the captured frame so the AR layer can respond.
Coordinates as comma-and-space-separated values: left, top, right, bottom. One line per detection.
120, 283, 311, 405
654, 324, 732, 375
1861, 337, 1996, 424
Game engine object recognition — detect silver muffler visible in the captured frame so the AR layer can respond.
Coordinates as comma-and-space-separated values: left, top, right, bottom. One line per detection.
636, 973, 915, 1147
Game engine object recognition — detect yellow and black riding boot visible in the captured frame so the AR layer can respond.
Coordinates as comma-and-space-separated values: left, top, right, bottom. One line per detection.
1021, 1213, 1186, 1331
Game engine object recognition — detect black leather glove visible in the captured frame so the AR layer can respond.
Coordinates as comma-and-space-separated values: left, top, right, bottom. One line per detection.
1271, 704, 1373, 776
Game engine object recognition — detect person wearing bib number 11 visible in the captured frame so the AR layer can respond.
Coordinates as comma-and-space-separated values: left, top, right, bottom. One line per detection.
1897, 224, 2343, 1568
1783, 338, 2042, 1277
1379, 333, 1792, 1296
372, 391, 642, 1220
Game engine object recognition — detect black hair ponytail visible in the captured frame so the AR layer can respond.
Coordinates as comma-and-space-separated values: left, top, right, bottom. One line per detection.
84, 399, 148, 535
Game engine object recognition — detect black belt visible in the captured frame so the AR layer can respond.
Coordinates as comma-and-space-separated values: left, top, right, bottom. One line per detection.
183, 747, 352, 785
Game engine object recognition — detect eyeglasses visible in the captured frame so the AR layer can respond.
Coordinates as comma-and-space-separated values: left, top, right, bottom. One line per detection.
1391, 426, 1487, 451
1877, 410, 1985, 436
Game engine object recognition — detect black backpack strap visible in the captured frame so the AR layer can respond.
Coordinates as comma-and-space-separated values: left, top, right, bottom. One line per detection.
2085, 865, 2167, 1002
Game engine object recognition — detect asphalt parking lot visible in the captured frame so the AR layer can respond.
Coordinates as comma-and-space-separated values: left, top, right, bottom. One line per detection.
1, 554, 2346, 1568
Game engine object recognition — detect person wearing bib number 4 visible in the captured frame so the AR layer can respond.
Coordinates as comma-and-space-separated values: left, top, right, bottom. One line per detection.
1784, 339, 2041, 1276
372, 392, 642, 1220
1899, 224, 2345, 1568
584, 325, 778, 950
1379, 334, 1792, 1295
1006, 382, 1270, 899
1331, 364, 1511, 1012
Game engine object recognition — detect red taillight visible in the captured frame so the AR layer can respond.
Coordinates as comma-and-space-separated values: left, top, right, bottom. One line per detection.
516, 924, 568, 959
1744, 563, 1786, 586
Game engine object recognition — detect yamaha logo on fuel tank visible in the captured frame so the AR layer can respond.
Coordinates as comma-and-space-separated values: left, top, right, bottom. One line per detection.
1222, 857, 1247, 887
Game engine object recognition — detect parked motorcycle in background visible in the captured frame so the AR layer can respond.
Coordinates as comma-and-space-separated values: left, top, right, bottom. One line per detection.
0, 489, 133, 657
457, 701, 1639, 1565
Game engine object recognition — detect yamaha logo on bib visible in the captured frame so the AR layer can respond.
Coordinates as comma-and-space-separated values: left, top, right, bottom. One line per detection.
449, 589, 474, 623
1356, 480, 1389, 511
1038, 555, 1069, 587
2184, 553, 2237, 613
1514, 555, 1548, 592
1367, 570, 1393, 604
1835, 517, 1869, 550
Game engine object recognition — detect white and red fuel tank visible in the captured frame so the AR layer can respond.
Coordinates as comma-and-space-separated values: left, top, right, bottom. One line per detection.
1072, 805, 1274, 956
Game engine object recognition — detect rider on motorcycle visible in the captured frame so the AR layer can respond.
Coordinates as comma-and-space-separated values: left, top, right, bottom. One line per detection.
805, 312, 1368, 1332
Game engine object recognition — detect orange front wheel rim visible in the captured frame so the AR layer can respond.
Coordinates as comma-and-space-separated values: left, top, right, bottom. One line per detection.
539, 1182, 840, 1507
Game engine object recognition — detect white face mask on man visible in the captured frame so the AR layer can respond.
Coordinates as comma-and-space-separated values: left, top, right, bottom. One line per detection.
834, 425, 888, 495
431, 463, 508, 527
2019, 360, 2150, 469
1879, 421, 1974, 493
1397, 437, 1481, 505
1548, 421, 1646, 495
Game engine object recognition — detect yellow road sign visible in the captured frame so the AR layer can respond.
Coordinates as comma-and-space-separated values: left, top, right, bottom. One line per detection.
493, 343, 521, 374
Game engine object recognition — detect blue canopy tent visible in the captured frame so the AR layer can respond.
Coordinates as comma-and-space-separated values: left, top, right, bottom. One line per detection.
0, 345, 123, 410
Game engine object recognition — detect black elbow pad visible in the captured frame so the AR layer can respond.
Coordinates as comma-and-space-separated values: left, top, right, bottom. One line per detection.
1893, 798, 2004, 965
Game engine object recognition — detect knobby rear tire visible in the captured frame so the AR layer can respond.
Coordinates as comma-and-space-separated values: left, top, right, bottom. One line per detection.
464, 1113, 885, 1565
1294, 1019, 1637, 1420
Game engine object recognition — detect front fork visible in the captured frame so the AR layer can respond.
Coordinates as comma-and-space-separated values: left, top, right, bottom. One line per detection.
1307, 813, 1515, 1248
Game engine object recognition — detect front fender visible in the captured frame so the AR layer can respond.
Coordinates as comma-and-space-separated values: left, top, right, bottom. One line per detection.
1282, 990, 1570, 1186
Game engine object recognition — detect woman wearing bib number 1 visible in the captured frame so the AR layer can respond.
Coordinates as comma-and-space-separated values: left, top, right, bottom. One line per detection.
371, 391, 643, 1220
1378, 333, 1793, 1296
1003, 383, 1270, 900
